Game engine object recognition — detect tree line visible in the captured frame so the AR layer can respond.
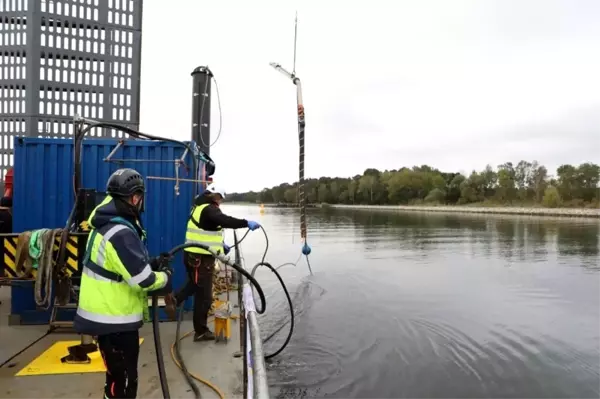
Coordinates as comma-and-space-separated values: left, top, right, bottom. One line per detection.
228, 161, 600, 208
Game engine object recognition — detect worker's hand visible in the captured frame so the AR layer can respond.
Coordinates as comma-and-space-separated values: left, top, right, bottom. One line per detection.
247, 220, 261, 231
158, 262, 174, 277
223, 243, 231, 255
150, 252, 171, 271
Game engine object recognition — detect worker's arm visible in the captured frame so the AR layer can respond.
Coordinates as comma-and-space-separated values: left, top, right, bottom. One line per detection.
107, 229, 168, 292
203, 204, 249, 229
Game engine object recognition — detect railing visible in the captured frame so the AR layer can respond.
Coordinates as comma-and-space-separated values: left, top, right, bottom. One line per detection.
234, 231, 270, 399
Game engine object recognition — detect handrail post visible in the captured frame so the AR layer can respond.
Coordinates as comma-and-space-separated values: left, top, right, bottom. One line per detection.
235, 231, 270, 399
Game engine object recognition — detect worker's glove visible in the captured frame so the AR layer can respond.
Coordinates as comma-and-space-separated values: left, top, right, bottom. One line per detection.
247, 220, 261, 231
150, 252, 171, 272
158, 263, 174, 277
223, 243, 231, 255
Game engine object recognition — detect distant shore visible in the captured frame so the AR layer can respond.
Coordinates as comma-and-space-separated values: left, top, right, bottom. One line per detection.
325, 204, 600, 219
229, 201, 600, 218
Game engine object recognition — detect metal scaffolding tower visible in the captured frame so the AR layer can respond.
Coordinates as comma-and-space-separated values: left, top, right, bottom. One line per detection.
0, 0, 144, 179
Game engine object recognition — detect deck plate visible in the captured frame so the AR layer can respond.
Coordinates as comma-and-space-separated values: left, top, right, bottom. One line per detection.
15, 338, 144, 377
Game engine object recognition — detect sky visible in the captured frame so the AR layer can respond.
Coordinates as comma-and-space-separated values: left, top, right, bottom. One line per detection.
138, 0, 600, 193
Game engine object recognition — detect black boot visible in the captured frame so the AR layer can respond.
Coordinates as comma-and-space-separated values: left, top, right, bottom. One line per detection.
193, 330, 215, 341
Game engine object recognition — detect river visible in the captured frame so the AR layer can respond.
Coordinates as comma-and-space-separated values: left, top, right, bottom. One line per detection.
223, 205, 600, 399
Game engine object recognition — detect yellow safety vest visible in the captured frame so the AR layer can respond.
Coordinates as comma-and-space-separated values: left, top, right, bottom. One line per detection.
185, 203, 223, 255
74, 196, 167, 335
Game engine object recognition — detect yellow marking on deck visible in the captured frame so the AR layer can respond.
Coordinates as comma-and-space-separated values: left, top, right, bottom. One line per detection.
15, 338, 145, 376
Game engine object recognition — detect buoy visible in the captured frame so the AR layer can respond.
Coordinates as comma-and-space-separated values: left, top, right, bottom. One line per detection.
302, 242, 311, 255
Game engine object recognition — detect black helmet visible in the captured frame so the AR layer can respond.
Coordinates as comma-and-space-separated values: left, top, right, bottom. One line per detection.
106, 168, 145, 197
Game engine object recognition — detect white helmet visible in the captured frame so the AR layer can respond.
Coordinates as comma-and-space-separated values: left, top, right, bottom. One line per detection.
205, 183, 226, 199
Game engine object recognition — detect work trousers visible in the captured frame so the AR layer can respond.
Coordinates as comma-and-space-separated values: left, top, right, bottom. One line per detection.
175, 252, 214, 334
97, 330, 140, 399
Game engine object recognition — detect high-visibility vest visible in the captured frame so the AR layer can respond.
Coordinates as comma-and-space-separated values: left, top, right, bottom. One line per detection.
184, 203, 223, 255
74, 196, 167, 335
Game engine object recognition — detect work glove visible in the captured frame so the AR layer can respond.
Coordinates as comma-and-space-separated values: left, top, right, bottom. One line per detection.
247, 220, 261, 231
158, 262, 174, 277
150, 252, 171, 272
223, 243, 231, 255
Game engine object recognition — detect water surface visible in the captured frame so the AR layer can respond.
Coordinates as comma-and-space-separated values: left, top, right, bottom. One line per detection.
223, 205, 600, 398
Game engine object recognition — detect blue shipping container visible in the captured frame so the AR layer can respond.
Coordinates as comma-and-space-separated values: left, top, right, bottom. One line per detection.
12, 137, 203, 323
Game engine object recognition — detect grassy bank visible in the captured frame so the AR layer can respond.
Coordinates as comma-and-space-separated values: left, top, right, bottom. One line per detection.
325, 204, 600, 219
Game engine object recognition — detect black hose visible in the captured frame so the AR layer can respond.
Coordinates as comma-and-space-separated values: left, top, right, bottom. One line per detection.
230, 229, 250, 249
247, 226, 296, 359
152, 294, 171, 399
163, 242, 268, 399
77, 121, 200, 197
250, 261, 294, 359
166, 243, 266, 314
0, 330, 51, 368
174, 306, 202, 399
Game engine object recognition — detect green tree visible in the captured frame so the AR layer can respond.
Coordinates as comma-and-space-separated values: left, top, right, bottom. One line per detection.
359, 174, 377, 203
529, 161, 548, 203
284, 188, 297, 204
425, 188, 446, 204
228, 161, 598, 209
542, 186, 562, 208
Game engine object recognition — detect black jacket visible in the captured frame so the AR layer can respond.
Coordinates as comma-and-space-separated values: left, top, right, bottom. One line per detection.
192, 194, 248, 231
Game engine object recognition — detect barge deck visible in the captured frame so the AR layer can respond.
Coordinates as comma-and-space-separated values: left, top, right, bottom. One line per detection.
0, 287, 244, 399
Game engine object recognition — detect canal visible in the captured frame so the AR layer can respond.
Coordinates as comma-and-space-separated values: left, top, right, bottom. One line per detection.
224, 205, 600, 398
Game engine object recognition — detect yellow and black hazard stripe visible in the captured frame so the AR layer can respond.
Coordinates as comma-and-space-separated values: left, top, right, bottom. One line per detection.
54, 235, 79, 276
1, 233, 85, 279
2, 236, 18, 277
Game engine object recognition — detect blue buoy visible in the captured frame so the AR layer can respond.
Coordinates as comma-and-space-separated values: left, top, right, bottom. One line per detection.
301, 243, 312, 255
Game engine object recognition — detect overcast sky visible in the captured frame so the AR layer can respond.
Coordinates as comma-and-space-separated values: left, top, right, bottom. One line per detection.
138, 0, 600, 193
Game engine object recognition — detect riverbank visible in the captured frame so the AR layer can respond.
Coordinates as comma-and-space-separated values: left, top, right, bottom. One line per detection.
326, 204, 600, 219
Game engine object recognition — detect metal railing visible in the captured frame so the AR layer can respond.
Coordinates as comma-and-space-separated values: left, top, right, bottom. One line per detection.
234, 231, 270, 399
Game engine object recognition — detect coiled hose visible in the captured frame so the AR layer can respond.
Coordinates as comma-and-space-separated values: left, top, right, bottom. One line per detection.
165, 225, 302, 398
249, 226, 296, 359
155, 242, 268, 399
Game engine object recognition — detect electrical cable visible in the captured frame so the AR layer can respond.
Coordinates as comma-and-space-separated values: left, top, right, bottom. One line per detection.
198, 68, 223, 149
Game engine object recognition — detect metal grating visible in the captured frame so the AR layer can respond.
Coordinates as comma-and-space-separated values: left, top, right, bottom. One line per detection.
0, 0, 144, 179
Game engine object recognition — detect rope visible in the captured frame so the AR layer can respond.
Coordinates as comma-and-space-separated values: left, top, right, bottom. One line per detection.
35, 229, 61, 310
297, 96, 313, 274
298, 104, 306, 241
14, 231, 32, 277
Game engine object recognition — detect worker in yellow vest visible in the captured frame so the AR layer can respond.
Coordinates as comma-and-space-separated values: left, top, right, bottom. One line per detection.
169, 183, 260, 341
74, 168, 175, 399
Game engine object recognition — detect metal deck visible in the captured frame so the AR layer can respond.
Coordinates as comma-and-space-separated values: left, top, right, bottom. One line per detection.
0, 287, 244, 399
